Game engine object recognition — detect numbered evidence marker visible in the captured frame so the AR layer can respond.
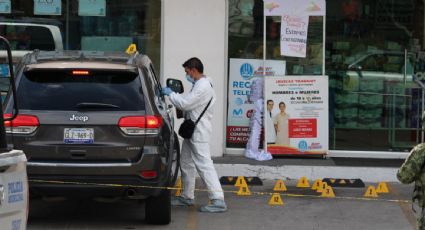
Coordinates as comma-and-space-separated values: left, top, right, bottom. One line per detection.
175, 177, 182, 196
364, 186, 378, 198
126, 43, 137, 54
311, 179, 323, 191
268, 193, 284, 206
321, 186, 335, 198
237, 184, 251, 196
234, 176, 248, 187
316, 182, 328, 193
296, 176, 310, 188
273, 179, 287, 192
376, 182, 389, 193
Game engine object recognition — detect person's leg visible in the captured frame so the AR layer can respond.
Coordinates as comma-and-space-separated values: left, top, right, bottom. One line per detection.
180, 139, 197, 199
190, 141, 224, 200
172, 139, 196, 206
418, 209, 425, 230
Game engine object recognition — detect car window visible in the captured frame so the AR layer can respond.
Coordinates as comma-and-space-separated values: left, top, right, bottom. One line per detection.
359, 54, 386, 72
149, 64, 162, 97
17, 70, 145, 111
0, 25, 55, 51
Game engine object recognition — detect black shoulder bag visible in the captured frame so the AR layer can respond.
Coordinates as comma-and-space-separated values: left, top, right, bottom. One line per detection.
178, 99, 212, 139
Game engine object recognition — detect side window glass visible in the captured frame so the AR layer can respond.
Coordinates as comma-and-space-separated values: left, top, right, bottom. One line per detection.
149, 64, 162, 97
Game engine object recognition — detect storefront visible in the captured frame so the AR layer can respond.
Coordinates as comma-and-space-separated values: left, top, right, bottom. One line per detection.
1, 0, 424, 158
227, 0, 425, 157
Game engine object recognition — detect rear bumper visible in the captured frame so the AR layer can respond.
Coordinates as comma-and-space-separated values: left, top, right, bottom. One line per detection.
27, 153, 171, 198
29, 175, 164, 198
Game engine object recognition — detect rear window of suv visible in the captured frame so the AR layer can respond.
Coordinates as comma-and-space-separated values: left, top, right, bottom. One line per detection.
17, 70, 145, 111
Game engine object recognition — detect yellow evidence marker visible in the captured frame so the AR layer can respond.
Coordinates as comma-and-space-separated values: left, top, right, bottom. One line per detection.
175, 177, 182, 196
316, 182, 328, 193
364, 186, 378, 198
126, 43, 137, 54
273, 179, 287, 192
311, 179, 323, 191
235, 176, 248, 187
237, 184, 251, 196
376, 182, 389, 193
268, 193, 284, 206
296, 176, 310, 188
321, 186, 335, 198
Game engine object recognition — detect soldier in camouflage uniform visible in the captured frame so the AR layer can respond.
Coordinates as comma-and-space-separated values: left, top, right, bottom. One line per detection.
397, 142, 425, 230
397, 111, 425, 229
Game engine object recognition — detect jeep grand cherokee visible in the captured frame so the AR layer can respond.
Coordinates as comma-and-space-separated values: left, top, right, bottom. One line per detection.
3, 50, 180, 225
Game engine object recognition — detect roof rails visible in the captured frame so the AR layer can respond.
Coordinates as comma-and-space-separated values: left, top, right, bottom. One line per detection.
25, 50, 140, 66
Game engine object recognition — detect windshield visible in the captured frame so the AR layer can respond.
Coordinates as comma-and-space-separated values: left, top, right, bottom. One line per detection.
17, 70, 145, 111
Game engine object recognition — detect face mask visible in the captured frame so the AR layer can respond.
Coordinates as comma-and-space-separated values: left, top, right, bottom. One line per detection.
186, 74, 195, 84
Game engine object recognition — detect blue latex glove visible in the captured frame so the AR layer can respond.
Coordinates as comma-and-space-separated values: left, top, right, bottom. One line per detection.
162, 87, 173, 96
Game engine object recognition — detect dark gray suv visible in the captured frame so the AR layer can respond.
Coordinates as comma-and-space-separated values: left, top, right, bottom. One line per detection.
3, 50, 180, 225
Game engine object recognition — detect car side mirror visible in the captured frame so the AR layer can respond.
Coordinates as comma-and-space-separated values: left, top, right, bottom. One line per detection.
166, 78, 184, 94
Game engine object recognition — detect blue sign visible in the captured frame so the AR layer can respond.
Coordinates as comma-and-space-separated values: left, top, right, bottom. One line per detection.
240, 63, 254, 80
34, 0, 62, 15
0, 64, 10, 77
298, 140, 308, 152
79, 0, 106, 16
0, 0, 11, 14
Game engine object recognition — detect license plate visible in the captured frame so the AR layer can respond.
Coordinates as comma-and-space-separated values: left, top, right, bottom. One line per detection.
64, 128, 94, 144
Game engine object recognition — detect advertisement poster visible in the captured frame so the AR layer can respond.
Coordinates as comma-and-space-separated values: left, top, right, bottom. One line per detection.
227, 59, 285, 147
34, 0, 61, 15
280, 14, 309, 58
78, 0, 106, 17
265, 76, 328, 155
0, 0, 11, 14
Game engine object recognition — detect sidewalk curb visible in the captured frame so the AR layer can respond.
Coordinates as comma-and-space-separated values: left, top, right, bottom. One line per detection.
214, 164, 399, 183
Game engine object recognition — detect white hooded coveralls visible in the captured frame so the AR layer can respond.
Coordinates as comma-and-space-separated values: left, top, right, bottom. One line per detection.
169, 77, 224, 200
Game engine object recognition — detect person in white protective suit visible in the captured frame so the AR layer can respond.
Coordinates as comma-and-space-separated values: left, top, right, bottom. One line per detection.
161, 57, 227, 213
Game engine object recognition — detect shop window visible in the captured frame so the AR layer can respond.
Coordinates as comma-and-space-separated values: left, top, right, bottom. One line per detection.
0, 0, 161, 71
327, 0, 424, 151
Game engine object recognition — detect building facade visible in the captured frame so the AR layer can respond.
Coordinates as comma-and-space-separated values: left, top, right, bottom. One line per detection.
1, 0, 424, 157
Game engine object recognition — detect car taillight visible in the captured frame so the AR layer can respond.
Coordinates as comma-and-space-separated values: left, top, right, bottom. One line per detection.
140, 170, 157, 179
4, 114, 39, 134
118, 116, 163, 135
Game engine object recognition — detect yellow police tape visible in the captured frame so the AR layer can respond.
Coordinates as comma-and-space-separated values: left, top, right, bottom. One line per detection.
28, 179, 411, 204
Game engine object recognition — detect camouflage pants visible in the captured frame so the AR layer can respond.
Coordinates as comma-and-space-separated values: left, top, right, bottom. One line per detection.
419, 210, 425, 230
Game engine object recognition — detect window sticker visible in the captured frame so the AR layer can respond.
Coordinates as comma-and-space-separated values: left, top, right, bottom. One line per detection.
34, 0, 62, 15
78, 0, 106, 17
0, 0, 11, 14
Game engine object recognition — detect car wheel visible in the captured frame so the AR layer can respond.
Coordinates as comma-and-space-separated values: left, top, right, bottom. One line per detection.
145, 189, 171, 225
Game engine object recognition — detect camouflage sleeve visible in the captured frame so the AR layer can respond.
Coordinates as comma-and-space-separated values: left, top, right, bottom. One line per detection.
397, 144, 425, 184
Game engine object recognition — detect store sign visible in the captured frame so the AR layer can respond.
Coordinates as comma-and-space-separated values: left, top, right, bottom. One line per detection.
264, 76, 328, 155
227, 59, 285, 146
280, 14, 309, 58
78, 0, 106, 17
263, 0, 325, 58
34, 0, 61, 16
0, 0, 11, 14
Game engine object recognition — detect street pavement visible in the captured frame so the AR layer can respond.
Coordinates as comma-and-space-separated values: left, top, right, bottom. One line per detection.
28, 179, 417, 230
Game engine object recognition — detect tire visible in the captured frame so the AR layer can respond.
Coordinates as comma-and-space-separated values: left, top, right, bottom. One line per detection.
169, 133, 180, 186
145, 189, 171, 225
